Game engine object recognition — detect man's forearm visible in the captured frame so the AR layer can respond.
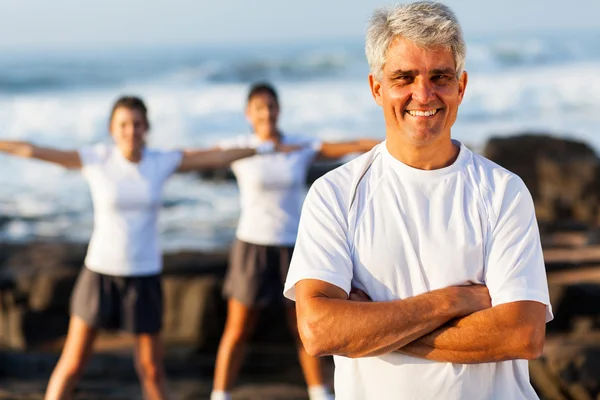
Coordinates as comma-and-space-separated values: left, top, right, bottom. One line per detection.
297, 284, 488, 359
398, 301, 546, 363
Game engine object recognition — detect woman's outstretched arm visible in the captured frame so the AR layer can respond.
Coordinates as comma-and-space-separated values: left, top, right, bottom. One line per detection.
0, 140, 81, 169
176, 142, 301, 172
318, 139, 380, 160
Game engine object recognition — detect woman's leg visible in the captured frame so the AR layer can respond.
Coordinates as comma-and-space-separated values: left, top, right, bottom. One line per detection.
133, 333, 170, 400
212, 297, 260, 391
44, 315, 98, 400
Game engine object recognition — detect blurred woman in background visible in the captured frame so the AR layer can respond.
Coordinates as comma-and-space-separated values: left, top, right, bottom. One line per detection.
211, 82, 379, 400
0, 95, 292, 400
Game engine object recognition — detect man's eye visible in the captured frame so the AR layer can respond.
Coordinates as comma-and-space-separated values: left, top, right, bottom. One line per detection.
394, 76, 413, 83
432, 75, 452, 84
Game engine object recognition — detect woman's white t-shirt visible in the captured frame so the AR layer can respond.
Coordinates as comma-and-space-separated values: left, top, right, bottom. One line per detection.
79, 143, 182, 276
219, 134, 321, 246
285, 141, 553, 400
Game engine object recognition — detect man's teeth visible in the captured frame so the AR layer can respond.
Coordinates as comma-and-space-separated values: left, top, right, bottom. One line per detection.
407, 109, 438, 117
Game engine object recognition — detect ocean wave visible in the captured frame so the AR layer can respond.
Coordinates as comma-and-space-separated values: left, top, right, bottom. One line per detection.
1, 32, 598, 93
1, 33, 600, 248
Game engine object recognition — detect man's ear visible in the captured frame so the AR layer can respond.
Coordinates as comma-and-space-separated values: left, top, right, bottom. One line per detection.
457, 71, 468, 103
369, 74, 384, 107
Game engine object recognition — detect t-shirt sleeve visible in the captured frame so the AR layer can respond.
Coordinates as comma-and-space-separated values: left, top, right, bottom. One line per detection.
308, 137, 323, 153
157, 150, 183, 179
77, 143, 107, 176
78, 143, 102, 165
484, 176, 553, 322
283, 178, 353, 301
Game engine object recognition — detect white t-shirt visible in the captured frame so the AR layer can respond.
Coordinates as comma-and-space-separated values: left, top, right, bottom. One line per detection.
79, 143, 182, 276
284, 141, 553, 400
219, 134, 322, 246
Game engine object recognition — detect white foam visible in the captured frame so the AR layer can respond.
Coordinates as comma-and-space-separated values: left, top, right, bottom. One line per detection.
1, 54, 600, 248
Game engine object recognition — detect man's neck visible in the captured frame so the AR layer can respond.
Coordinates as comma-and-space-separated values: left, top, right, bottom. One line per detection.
386, 137, 459, 170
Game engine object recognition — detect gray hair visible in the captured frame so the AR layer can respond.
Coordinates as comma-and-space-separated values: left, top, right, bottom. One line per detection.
365, 1, 466, 80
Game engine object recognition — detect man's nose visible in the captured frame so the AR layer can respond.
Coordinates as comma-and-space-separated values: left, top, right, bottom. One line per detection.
411, 78, 436, 104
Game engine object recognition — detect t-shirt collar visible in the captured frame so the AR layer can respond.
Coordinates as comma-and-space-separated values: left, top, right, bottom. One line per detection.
381, 139, 470, 180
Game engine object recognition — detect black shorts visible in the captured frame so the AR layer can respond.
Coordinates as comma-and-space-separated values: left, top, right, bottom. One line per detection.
223, 239, 293, 307
70, 267, 162, 334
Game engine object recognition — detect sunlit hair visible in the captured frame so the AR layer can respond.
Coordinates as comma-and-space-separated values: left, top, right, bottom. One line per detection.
247, 82, 279, 106
109, 96, 150, 130
365, 1, 466, 80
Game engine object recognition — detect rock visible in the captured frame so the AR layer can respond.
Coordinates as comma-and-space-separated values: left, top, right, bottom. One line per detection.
547, 282, 600, 335
0, 243, 296, 354
533, 334, 600, 400
162, 275, 224, 350
541, 231, 589, 249
305, 161, 344, 185
544, 247, 600, 271
483, 134, 600, 228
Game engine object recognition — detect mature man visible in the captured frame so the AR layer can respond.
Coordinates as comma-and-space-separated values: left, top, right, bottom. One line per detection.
283, 2, 553, 399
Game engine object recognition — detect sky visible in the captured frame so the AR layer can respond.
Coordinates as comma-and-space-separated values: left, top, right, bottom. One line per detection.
0, 0, 598, 50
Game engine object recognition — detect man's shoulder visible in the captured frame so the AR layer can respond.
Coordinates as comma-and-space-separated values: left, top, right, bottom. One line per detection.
467, 151, 532, 221
468, 150, 529, 195
308, 145, 383, 207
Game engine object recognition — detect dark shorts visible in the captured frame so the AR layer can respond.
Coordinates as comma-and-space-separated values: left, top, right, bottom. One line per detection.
223, 239, 293, 307
70, 267, 162, 334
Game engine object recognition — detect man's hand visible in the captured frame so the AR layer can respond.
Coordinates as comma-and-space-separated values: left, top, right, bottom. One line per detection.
450, 285, 492, 317
349, 288, 371, 302
295, 279, 492, 358
348, 285, 546, 364
349, 284, 492, 319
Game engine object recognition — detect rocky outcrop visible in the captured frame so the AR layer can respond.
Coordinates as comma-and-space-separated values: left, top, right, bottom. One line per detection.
529, 241, 600, 400
0, 243, 296, 352
0, 242, 85, 349
0, 242, 314, 398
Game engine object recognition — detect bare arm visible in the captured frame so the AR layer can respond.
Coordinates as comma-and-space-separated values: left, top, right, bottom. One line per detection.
177, 143, 302, 172
177, 147, 258, 172
397, 301, 547, 363
318, 139, 380, 160
295, 279, 491, 358
0, 140, 81, 169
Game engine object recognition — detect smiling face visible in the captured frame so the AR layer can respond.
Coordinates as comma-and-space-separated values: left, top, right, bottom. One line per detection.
109, 106, 148, 160
246, 91, 280, 140
370, 36, 467, 149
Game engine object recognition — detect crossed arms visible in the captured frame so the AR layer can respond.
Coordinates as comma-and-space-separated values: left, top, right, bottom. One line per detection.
295, 279, 546, 363
291, 173, 549, 364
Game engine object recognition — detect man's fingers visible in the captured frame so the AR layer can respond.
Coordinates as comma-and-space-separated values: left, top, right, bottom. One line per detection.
349, 288, 372, 302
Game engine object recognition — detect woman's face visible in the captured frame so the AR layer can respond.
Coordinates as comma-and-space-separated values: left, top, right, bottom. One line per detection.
246, 92, 279, 138
110, 107, 148, 156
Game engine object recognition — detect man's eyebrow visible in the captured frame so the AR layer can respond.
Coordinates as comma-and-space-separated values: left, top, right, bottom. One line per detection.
430, 68, 456, 75
390, 69, 418, 77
